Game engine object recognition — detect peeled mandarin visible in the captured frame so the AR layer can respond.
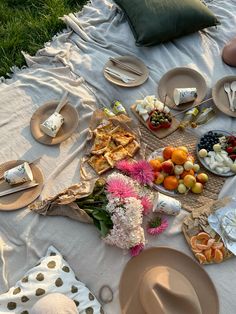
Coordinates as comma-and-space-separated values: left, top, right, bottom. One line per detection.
171, 149, 188, 165
204, 248, 212, 262
195, 253, 207, 264
196, 232, 210, 241
213, 249, 223, 263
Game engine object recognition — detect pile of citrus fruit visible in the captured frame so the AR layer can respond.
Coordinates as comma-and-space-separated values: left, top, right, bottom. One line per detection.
149, 145, 209, 194
190, 232, 225, 264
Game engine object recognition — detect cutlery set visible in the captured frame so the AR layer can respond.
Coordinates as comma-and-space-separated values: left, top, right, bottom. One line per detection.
224, 81, 236, 111
105, 57, 142, 84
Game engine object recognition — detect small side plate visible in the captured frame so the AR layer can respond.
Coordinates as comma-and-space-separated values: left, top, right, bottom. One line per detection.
196, 130, 235, 177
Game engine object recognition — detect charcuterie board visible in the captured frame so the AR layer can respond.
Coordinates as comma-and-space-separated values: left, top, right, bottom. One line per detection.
131, 104, 179, 139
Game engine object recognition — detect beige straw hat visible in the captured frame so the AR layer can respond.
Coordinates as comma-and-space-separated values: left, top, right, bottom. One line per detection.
119, 247, 219, 314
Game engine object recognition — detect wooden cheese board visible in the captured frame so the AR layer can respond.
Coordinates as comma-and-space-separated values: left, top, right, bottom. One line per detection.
131, 104, 179, 139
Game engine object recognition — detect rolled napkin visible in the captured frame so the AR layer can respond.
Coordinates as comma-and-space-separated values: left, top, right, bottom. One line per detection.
153, 192, 181, 215
4, 162, 33, 185
173, 87, 197, 106
40, 112, 64, 138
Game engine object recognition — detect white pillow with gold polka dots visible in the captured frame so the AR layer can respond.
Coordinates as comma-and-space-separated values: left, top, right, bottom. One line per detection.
0, 246, 104, 314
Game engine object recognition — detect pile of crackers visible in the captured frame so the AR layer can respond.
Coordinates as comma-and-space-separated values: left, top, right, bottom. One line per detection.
88, 121, 140, 175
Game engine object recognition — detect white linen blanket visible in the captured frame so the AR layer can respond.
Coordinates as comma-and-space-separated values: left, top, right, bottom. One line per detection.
0, 0, 236, 313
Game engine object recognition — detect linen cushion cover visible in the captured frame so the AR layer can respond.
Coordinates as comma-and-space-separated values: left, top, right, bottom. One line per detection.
0, 246, 103, 314
113, 0, 219, 46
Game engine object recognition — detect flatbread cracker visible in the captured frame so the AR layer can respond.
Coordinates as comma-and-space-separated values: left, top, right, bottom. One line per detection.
91, 133, 111, 155
124, 140, 140, 157
88, 154, 111, 175
111, 127, 135, 146
104, 145, 130, 167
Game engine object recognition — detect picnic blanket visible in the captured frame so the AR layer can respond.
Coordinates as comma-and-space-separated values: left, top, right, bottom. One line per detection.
0, 0, 236, 313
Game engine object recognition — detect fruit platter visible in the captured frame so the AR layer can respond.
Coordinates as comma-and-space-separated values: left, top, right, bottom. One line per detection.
197, 130, 236, 177
148, 145, 209, 196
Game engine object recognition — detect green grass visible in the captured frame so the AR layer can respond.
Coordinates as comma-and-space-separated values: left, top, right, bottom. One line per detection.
0, 0, 87, 77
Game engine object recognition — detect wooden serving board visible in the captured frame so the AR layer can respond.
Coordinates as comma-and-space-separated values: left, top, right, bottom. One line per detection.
131, 104, 179, 139
182, 198, 233, 265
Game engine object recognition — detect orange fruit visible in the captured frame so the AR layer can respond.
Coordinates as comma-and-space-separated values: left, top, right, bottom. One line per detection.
196, 232, 210, 241
149, 159, 162, 172
212, 242, 223, 250
180, 169, 195, 178
163, 146, 175, 160
171, 149, 188, 165
163, 176, 179, 190
190, 236, 198, 249
213, 249, 223, 263
204, 248, 213, 262
195, 253, 207, 264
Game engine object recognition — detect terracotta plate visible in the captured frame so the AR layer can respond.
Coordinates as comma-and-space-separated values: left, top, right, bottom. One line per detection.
103, 55, 149, 87
196, 130, 235, 177
30, 101, 79, 145
212, 76, 236, 118
158, 67, 207, 110
0, 160, 44, 211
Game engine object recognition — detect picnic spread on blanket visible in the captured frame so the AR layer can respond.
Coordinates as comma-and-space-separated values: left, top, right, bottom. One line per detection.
0, 0, 236, 313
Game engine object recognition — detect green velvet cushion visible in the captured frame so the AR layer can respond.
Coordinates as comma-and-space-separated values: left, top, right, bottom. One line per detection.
114, 0, 219, 46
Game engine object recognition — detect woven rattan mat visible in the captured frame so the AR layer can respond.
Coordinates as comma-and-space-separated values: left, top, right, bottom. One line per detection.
140, 124, 226, 212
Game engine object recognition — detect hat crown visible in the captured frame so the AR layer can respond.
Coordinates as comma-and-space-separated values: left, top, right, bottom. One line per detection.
139, 266, 202, 314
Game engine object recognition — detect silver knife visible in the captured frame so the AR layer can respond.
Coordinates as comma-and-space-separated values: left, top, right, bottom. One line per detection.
0, 181, 39, 197
105, 67, 135, 81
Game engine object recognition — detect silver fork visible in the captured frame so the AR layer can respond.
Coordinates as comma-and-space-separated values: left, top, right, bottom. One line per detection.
224, 82, 234, 111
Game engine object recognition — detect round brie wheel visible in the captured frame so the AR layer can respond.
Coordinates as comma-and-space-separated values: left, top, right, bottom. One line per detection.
221, 210, 236, 241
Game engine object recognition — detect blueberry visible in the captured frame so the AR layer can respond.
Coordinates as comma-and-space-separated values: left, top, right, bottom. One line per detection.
208, 131, 213, 135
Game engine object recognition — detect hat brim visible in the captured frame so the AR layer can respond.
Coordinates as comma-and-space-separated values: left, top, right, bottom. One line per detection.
119, 247, 219, 314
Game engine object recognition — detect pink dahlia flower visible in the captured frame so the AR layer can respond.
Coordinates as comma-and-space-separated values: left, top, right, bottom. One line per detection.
116, 160, 134, 175
106, 177, 137, 199
130, 243, 144, 257
130, 160, 154, 185
140, 196, 153, 215
147, 216, 168, 236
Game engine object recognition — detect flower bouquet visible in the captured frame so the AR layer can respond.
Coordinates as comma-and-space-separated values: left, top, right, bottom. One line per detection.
76, 172, 153, 256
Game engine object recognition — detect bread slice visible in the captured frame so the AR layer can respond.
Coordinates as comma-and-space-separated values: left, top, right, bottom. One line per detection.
94, 122, 117, 135
124, 140, 140, 157
91, 133, 111, 155
111, 127, 135, 146
88, 154, 111, 175
104, 145, 130, 168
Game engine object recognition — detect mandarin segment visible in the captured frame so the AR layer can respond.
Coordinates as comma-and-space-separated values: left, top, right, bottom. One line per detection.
190, 236, 198, 249
213, 249, 224, 263
204, 248, 213, 262
196, 232, 210, 241
195, 253, 207, 264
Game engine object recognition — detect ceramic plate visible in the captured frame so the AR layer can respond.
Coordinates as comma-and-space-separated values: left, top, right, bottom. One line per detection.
30, 101, 79, 145
196, 130, 235, 177
148, 148, 177, 196
103, 55, 149, 87
212, 76, 236, 118
158, 67, 207, 111
0, 160, 44, 211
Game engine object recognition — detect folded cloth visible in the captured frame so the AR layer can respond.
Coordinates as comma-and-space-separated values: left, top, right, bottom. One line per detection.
31, 293, 78, 314
29, 180, 97, 224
